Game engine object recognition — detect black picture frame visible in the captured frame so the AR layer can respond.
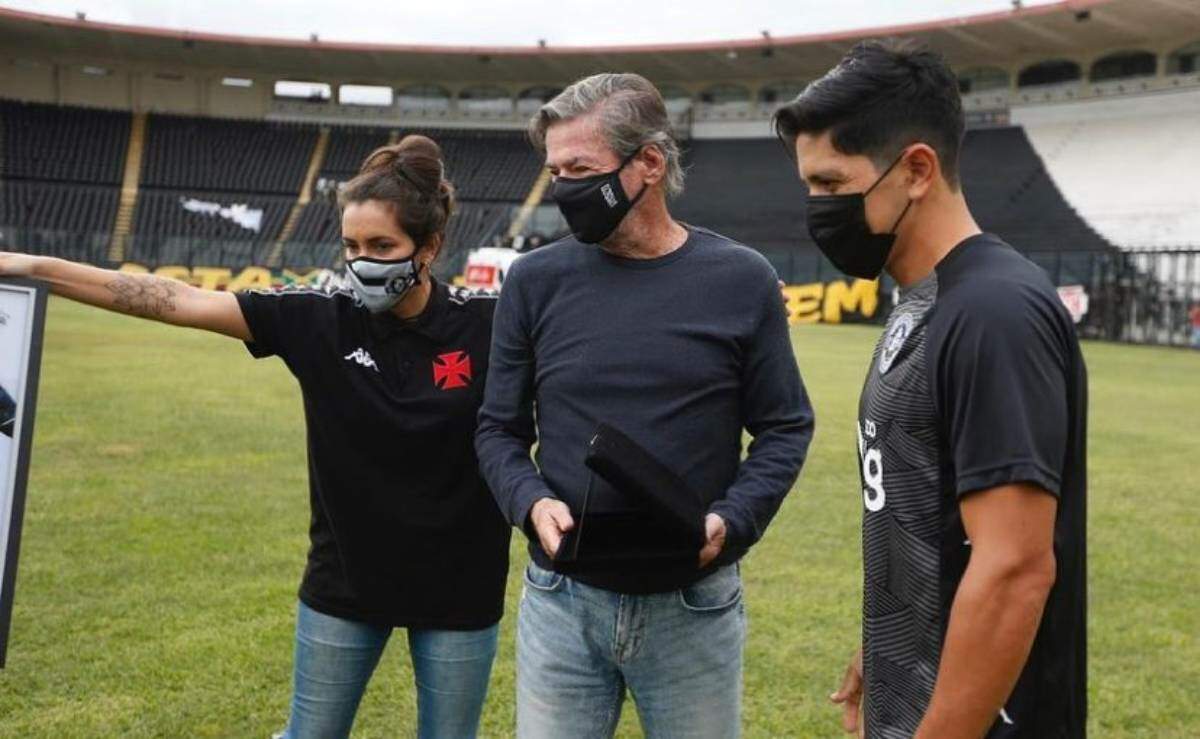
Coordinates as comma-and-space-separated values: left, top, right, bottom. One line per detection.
0, 278, 48, 668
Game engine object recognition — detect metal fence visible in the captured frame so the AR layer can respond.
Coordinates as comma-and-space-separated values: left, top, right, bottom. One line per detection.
1026, 248, 1200, 348
2, 225, 1198, 348
764, 244, 1200, 348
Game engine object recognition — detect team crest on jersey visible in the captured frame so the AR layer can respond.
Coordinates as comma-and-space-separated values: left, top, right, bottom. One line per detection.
433, 351, 473, 390
879, 312, 916, 375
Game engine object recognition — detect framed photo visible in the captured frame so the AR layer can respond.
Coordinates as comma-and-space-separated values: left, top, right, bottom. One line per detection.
0, 278, 48, 668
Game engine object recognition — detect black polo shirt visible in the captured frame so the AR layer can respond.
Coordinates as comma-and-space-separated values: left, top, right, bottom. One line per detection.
236, 279, 511, 630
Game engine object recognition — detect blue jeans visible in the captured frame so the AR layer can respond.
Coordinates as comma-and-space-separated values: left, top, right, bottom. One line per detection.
516, 562, 746, 738
279, 601, 498, 739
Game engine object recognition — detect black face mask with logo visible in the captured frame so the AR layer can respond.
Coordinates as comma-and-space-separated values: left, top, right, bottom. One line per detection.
550, 151, 648, 244
805, 152, 913, 280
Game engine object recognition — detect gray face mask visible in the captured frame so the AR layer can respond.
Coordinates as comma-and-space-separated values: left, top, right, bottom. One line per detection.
345, 256, 422, 313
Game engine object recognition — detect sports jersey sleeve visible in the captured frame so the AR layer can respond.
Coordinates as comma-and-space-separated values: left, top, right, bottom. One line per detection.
930, 281, 1072, 498
235, 289, 316, 361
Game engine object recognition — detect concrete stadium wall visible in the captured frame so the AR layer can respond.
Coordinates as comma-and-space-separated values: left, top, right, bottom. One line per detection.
1012, 84, 1200, 125
59, 66, 130, 108
0, 60, 55, 102
0, 58, 275, 117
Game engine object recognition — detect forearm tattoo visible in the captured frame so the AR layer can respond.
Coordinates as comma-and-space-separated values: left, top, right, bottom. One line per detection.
105, 275, 179, 318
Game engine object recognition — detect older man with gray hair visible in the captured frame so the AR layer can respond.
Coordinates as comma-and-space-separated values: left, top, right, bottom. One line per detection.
476, 72, 814, 738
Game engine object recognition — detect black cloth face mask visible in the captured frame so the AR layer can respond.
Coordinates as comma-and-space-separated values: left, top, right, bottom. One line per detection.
805, 153, 913, 280
550, 151, 648, 244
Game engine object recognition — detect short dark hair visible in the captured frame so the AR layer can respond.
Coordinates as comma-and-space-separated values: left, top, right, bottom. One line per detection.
773, 39, 965, 187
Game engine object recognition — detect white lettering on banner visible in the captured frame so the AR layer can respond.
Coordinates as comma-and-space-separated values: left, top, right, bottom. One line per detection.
179, 197, 264, 233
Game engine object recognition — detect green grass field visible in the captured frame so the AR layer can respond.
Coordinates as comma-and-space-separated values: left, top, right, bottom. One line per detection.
0, 297, 1197, 737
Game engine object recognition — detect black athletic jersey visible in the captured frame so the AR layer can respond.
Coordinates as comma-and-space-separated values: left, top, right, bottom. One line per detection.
236, 279, 511, 629
857, 234, 1087, 737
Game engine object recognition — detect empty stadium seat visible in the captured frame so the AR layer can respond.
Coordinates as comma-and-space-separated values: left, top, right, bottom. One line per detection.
140, 114, 318, 194
433, 129, 543, 201
285, 198, 511, 274
125, 235, 270, 270
960, 126, 1111, 253
672, 128, 1111, 282
321, 126, 544, 202
672, 137, 820, 281
321, 127, 391, 179
289, 199, 342, 246
0, 99, 129, 184
0, 180, 120, 232
132, 189, 293, 247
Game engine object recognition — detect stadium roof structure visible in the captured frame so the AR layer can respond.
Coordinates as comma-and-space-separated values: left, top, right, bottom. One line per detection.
2, 0, 1198, 85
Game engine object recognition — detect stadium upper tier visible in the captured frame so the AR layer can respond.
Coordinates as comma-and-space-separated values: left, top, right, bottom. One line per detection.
0, 95, 1182, 276
319, 128, 542, 201
0, 179, 118, 233
0, 1, 1197, 134
289, 200, 511, 261
1016, 87, 1200, 249
0, 100, 535, 267
141, 114, 317, 194
0, 99, 128, 184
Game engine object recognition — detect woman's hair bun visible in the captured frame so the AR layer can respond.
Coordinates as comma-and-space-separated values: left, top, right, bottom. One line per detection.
342, 133, 457, 251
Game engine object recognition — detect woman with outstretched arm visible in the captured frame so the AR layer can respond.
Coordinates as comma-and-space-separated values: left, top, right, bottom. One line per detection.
0, 135, 510, 739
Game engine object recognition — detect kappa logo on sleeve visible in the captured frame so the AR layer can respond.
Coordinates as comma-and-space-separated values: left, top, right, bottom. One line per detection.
344, 347, 380, 373
432, 351, 473, 390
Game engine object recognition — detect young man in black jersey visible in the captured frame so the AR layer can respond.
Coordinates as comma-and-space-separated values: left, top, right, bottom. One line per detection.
774, 40, 1087, 738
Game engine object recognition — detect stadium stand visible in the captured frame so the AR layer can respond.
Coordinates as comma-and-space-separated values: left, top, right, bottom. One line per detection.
0, 99, 129, 184
140, 114, 317, 194
0, 1, 1195, 343
673, 137, 812, 280
290, 198, 508, 247
0, 180, 120, 232
126, 235, 269, 270
289, 200, 340, 246
287, 197, 511, 276
319, 126, 542, 201
1017, 89, 1200, 249
672, 127, 1110, 282
960, 126, 1110, 253
320, 126, 390, 179
132, 189, 294, 244
291, 125, 534, 268
434, 129, 543, 201
0, 98, 1124, 281
0, 99, 126, 256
